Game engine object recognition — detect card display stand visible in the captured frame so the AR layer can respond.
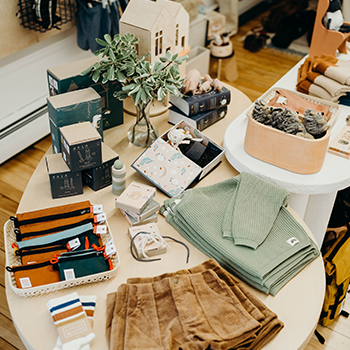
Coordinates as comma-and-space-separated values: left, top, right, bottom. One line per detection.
17, 0, 76, 33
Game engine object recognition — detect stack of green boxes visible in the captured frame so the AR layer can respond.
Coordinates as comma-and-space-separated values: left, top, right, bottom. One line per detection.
47, 56, 124, 134
46, 121, 119, 199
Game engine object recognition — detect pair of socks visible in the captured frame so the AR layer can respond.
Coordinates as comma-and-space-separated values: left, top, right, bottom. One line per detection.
47, 292, 96, 350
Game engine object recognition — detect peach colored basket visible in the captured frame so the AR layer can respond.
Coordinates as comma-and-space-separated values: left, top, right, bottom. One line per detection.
4, 219, 120, 297
244, 87, 340, 175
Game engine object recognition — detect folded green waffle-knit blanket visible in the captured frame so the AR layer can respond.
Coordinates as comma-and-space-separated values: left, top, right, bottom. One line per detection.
160, 173, 320, 295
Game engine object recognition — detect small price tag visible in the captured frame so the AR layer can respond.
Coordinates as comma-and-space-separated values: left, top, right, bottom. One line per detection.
94, 225, 107, 234
20, 277, 32, 289
105, 239, 117, 257
94, 213, 107, 223
90, 204, 103, 214
68, 238, 81, 251
276, 96, 288, 105
64, 269, 75, 281
287, 237, 299, 247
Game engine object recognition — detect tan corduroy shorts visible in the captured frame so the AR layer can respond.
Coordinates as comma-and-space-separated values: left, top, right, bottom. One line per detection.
106, 259, 284, 350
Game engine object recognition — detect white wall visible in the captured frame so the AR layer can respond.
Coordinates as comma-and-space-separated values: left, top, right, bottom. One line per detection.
0, 27, 93, 164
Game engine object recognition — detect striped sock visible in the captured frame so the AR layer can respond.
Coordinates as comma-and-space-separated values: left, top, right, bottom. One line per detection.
47, 292, 95, 350
80, 296, 97, 350
53, 295, 97, 350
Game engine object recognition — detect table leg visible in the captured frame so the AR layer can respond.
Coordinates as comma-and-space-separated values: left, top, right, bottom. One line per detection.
288, 193, 310, 220
288, 192, 337, 248
217, 59, 222, 80
303, 192, 337, 248
224, 56, 239, 82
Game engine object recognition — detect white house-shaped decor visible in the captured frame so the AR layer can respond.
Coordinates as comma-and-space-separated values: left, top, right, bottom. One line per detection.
120, 0, 190, 63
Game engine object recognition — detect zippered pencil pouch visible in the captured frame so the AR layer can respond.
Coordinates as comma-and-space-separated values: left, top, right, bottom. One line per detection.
16, 223, 98, 253
15, 232, 103, 264
12, 201, 92, 227
14, 212, 95, 241
19, 245, 68, 265
6, 260, 61, 289
53, 248, 112, 281
10, 201, 97, 241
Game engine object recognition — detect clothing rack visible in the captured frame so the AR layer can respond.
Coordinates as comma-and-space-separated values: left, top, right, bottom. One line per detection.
17, 0, 76, 33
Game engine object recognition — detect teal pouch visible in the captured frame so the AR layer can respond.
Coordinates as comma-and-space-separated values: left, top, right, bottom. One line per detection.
56, 249, 111, 280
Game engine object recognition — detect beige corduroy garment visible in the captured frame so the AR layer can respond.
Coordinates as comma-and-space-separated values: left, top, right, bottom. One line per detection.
106, 259, 284, 350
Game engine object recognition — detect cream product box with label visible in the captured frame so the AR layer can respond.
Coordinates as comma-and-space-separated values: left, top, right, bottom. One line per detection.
128, 223, 166, 259
115, 181, 156, 214
60, 122, 102, 172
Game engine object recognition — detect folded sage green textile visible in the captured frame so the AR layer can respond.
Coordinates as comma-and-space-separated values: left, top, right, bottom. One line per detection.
222, 172, 289, 249
160, 173, 320, 295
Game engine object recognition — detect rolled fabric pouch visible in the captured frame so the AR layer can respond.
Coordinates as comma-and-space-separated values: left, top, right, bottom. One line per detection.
6, 260, 61, 289
11, 200, 92, 230
53, 248, 112, 281
16, 223, 94, 253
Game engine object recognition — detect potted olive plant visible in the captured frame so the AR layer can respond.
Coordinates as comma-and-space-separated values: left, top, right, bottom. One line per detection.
82, 33, 187, 147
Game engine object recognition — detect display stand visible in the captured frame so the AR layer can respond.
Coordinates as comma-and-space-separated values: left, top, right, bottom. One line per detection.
5, 84, 325, 350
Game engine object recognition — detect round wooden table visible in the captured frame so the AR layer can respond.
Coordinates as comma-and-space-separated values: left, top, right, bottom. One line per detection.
5, 85, 325, 350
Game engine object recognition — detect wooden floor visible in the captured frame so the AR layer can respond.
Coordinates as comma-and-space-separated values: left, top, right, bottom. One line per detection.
1, 13, 350, 350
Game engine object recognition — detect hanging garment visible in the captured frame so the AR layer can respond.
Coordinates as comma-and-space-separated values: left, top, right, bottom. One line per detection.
33, 0, 61, 29
319, 226, 350, 326
76, 0, 121, 53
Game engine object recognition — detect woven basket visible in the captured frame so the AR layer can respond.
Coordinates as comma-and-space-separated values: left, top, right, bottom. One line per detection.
4, 220, 120, 297
244, 87, 340, 174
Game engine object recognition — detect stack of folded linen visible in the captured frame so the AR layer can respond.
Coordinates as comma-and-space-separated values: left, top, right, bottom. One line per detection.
106, 259, 284, 350
297, 54, 350, 103
160, 172, 320, 296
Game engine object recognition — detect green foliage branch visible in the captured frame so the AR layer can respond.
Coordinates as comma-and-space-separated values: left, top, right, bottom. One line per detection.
82, 33, 187, 108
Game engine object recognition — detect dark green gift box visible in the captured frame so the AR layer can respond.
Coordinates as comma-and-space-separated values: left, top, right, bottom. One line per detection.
47, 56, 123, 131
45, 153, 83, 199
47, 88, 103, 154
83, 143, 119, 191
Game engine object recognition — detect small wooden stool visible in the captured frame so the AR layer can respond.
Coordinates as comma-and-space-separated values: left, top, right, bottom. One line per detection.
210, 51, 238, 82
